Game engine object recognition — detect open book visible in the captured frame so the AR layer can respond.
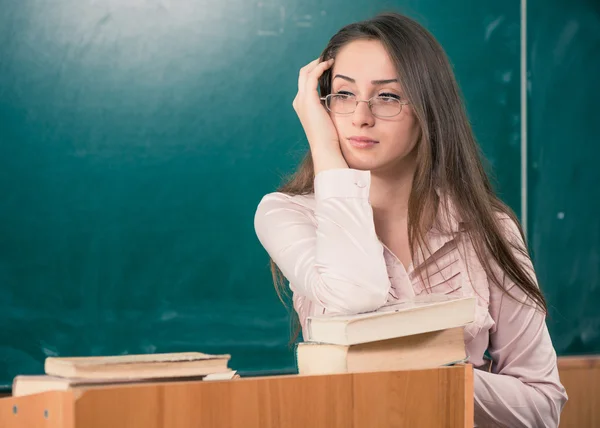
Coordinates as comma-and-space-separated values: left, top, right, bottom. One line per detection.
305, 294, 476, 346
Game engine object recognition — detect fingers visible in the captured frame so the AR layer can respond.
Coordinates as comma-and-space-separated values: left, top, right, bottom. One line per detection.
305, 58, 334, 90
303, 58, 321, 74
298, 59, 320, 92
298, 58, 334, 93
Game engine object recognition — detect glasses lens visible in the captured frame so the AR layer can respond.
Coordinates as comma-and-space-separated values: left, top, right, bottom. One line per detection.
327, 94, 356, 114
371, 97, 402, 117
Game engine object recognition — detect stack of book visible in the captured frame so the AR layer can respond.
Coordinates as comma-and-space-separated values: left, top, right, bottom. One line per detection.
296, 294, 476, 375
12, 352, 237, 397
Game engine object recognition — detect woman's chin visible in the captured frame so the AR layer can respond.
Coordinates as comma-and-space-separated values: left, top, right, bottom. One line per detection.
341, 148, 381, 171
344, 158, 381, 171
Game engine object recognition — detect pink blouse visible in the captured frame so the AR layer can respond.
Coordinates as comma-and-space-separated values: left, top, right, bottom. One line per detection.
254, 168, 567, 427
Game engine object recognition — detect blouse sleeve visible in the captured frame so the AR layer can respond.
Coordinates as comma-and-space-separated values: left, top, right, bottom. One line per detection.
254, 168, 391, 314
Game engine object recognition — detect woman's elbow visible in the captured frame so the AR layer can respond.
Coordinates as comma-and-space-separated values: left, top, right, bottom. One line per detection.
550, 384, 569, 427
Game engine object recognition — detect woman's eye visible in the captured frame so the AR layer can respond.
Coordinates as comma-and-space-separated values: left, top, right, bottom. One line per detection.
379, 93, 401, 100
335, 91, 355, 96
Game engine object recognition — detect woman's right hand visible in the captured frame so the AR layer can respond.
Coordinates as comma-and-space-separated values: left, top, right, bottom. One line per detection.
292, 58, 349, 174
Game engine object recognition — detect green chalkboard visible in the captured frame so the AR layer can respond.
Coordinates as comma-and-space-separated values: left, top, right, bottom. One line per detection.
528, 0, 600, 355
0, 0, 522, 389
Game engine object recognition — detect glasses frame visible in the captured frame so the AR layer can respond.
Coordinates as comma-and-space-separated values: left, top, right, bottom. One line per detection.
320, 93, 410, 118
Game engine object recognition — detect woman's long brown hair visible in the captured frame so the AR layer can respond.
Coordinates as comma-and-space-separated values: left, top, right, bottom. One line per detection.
270, 12, 546, 343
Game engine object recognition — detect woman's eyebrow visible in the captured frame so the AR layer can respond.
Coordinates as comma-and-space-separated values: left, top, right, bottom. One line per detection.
371, 78, 399, 85
333, 74, 399, 85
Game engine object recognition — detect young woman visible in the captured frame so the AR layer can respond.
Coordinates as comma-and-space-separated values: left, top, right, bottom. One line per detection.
254, 12, 567, 427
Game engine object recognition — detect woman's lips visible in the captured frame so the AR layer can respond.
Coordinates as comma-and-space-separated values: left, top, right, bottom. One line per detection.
348, 136, 379, 149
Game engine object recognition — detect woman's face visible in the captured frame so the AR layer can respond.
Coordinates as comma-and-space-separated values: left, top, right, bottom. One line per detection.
329, 39, 420, 174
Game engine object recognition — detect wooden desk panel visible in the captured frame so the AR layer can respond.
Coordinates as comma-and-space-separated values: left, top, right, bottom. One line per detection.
558, 356, 600, 428
0, 365, 473, 428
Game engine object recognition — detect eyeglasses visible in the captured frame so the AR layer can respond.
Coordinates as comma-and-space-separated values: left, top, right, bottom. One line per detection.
320, 93, 409, 118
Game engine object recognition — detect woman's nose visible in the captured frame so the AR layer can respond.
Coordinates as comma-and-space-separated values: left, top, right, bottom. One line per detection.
352, 100, 375, 127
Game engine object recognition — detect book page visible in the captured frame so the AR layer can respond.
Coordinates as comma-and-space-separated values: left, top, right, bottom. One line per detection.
377, 294, 461, 313
308, 295, 472, 321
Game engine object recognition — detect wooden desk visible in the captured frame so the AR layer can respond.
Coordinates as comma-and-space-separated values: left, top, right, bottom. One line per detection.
0, 365, 473, 428
558, 356, 600, 427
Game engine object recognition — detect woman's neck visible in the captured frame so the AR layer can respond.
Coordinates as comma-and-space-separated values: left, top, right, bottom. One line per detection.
368, 162, 416, 268
370, 172, 412, 221
369, 155, 417, 227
